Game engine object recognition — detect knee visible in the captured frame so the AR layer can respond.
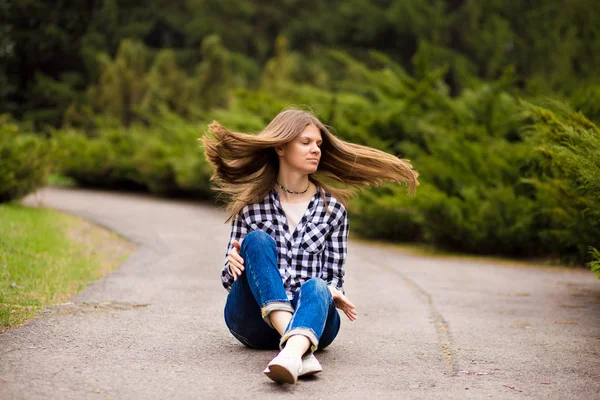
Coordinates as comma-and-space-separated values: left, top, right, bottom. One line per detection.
303, 278, 328, 297
242, 230, 276, 251
240, 231, 277, 264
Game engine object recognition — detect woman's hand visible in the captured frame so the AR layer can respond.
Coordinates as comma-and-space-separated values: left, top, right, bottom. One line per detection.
228, 240, 245, 281
328, 286, 358, 321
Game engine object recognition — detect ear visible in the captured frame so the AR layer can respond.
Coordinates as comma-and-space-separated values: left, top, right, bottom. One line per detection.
275, 146, 284, 157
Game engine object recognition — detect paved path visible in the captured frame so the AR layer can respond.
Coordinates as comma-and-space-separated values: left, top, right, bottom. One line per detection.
1, 187, 599, 399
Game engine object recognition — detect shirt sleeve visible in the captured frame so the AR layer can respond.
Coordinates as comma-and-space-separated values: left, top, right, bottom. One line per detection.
221, 212, 248, 292
322, 207, 349, 294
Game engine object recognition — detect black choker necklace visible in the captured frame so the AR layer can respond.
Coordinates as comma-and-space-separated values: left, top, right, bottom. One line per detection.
276, 180, 310, 195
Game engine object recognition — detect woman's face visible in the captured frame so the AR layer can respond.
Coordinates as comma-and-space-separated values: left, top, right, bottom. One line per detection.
278, 124, 322, 174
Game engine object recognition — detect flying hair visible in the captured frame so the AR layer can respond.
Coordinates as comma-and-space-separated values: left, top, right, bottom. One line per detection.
200, 107, 420, 223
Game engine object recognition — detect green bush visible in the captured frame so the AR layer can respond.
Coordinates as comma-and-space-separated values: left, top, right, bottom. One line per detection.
47, 46, 599, 275
419, 185, 538, 256
349, 184, 423, 242
522, 102, 600, 265
330, 53, 598, 269
56, 126, 141, 189
55, 111, 215, 198
589, 248, 600, 279
0, 116, 54, 203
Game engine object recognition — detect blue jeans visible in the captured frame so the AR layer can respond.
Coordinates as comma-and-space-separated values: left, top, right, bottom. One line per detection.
224, 230, 341, 352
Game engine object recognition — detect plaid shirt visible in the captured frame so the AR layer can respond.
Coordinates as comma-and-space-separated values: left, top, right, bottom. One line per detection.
221, 186, 349, 299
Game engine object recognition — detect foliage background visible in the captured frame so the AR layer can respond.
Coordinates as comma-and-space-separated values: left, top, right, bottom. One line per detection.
1, 0, 598, 274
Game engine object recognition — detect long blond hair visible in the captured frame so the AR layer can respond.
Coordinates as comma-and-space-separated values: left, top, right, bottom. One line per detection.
201, 107, 419, 222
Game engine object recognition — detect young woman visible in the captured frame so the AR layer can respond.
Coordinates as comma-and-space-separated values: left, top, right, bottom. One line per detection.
202, 108, 419, 384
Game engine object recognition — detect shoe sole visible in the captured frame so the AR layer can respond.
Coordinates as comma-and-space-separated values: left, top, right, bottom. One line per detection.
264, 364, 297, 384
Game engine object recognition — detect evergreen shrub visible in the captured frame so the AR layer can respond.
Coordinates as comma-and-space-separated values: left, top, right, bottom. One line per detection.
0, 116, 54, 203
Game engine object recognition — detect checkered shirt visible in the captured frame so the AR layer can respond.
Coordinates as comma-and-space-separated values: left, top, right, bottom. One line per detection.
221, 186, 349, 299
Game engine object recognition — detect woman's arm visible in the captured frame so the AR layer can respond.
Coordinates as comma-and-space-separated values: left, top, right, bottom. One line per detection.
322, 208, 357, 320
323, 209, 358, 321
221, 214, 248, 290
322, 208, 349, 293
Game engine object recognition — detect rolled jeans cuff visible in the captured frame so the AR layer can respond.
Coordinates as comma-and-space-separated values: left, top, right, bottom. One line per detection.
279, 328, 319, 354
260, 301, 294, 329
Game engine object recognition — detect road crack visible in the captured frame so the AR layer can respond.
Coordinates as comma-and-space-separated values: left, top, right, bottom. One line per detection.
359, 252, 458, 374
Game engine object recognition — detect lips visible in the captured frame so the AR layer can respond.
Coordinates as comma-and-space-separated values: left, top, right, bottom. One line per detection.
307, 158, 319, 162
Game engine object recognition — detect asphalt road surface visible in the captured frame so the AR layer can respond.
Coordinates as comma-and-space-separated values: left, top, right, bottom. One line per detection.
1, 187, 599, 399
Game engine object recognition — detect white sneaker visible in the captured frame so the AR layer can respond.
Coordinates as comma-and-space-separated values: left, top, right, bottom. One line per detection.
299, 353, 322, 377
263, 352, 303, 384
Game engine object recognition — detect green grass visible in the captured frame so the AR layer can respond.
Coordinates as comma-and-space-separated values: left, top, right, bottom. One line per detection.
0, 203, 135, 331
